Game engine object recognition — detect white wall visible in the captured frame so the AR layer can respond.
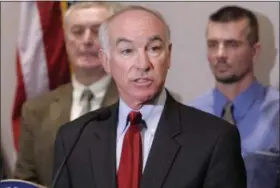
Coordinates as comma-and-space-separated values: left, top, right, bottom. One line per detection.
123, 1, 279, 102
1, 2, 20, 173
1, 1, 279, 172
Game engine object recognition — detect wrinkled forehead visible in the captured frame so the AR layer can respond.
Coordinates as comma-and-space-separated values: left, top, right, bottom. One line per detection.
108, 10, 167, 45
206, 19, 250, 41
66, 6, 110, 27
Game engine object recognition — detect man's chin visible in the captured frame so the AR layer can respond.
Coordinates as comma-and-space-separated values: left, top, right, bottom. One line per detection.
216, 75, 241, 84
133, 90, 159, 103
75, 61, 102, 69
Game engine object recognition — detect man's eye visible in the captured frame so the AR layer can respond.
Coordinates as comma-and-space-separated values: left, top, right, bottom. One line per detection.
91, 28, 99, 35
147, 45, 163, 57
121, 49, 133, 54
207, 42, 217, 48
150, 46, 161, 51
226, 41, 239, 48
72, 28, 84, 36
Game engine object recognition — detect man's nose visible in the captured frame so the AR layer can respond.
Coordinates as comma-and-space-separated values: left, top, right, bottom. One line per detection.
136, 50, 151, 72
217, 43, 227, 58
82, 29, 94, 46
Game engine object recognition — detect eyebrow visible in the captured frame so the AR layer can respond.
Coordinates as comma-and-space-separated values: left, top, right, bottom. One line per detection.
91, 23, 101, 29
115, 37, 132, 46
71, 23, 101, 29
147, 35, 164, 44
115, 35, 164, 46
207, 39, 242, 43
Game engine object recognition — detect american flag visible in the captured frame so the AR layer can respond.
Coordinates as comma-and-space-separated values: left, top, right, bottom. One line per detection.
3, 1, 73, 174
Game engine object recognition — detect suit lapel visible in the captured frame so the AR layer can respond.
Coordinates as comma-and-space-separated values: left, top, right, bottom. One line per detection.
88, 102, 119, 188
101, 79, 119, 107
85, 90, 181, 188
50, 84, 72, 129
141, 92, 181, 188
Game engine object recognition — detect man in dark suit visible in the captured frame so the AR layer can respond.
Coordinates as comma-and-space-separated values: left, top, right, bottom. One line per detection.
53, 5, 247, 188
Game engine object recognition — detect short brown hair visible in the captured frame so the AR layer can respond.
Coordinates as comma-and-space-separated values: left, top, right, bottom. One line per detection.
209, 5, 259, 45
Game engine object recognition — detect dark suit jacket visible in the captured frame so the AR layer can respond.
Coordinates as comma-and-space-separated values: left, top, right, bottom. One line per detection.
14, 80, 118, 187
53, 92, 247, 188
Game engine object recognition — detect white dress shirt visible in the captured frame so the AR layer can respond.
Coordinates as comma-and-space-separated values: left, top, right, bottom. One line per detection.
70, 75, 111, 121
116, 89, 167, 172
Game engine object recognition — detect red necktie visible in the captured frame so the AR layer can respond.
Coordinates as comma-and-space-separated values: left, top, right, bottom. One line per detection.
117, 111, 143, 188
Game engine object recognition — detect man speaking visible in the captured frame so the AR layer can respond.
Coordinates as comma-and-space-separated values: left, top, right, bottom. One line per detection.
53, 5, 247, 188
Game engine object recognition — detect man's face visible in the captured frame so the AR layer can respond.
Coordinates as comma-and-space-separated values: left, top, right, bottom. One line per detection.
100, 10, 171, 103
64, 6, 110, 70
206, 18, 260, 84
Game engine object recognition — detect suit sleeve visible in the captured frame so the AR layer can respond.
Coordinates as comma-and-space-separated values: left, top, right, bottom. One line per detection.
204, 125, 247, 188
52, 127, 71, 188
13, 103, 38, 182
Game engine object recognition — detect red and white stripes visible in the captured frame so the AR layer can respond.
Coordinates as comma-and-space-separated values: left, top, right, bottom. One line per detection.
17, 2, 50, 100
6, 1, 70, 172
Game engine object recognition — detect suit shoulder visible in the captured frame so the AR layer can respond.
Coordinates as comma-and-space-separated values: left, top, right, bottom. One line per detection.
179, 102, 235, 135
22, 83, 72, 112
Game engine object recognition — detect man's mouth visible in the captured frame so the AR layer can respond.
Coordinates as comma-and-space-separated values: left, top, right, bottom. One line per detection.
133, 78, 153, 86
80, 51, 98, 57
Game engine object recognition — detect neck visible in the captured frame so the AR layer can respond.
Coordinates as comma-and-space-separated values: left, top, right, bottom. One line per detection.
121, 88, 163, 110
74, 67, 106, 86
216, 74, 255, 101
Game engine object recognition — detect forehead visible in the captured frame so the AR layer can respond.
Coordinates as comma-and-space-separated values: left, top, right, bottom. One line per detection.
207, 19, 249, 40
109, 10, 166, 43
67, 6, 110, 26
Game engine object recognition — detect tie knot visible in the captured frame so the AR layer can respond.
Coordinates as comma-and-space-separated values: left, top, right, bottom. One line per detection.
128, 111, 142, 125
222, 102, 235, 124
224, 102, 234, 112
81, 89, 94, 102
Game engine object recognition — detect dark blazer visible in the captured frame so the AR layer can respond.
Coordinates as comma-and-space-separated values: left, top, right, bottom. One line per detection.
53, 92, 247, 188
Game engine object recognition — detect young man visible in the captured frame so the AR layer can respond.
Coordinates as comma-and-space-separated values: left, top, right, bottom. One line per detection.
190, 6, 279, 188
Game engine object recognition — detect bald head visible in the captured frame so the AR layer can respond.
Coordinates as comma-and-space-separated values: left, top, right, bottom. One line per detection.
98, 5, 171, 52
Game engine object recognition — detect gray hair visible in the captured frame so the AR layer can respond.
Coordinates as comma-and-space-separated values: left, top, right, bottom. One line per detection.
98, 5, 171, 53
63, 1, 124, 29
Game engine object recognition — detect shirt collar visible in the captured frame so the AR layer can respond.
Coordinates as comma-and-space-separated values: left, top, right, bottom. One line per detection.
213, 88, 228, 117
72, 74, 111, 102
213, 81, 266, 119
118, 88, 167, 134
233, 81, 265, 119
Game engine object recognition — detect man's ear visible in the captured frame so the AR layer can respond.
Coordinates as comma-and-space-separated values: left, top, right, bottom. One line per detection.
167, 43, 172, 69
99, 49, 111, 74
252, 42, 261, 63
